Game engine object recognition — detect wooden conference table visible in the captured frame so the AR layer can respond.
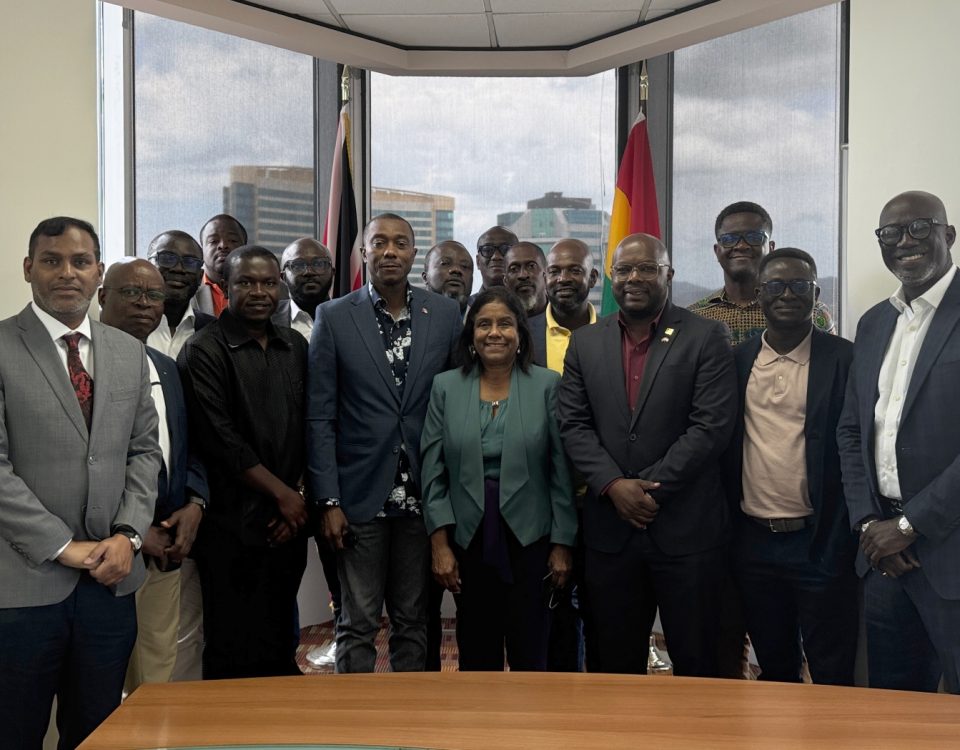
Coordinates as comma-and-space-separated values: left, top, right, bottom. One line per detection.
80, 672, 960, 750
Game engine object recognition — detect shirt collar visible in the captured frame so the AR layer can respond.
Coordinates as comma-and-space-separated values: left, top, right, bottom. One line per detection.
756, 328, 813, 367
289, 298, 310, 322
617, 304, 666, 345
888, 265, 958, 315
546, 302, 597, 332
159, 304, 196, 334
218, 308, 288, 349
31, 301, 92, 343
369, 282, 412, 315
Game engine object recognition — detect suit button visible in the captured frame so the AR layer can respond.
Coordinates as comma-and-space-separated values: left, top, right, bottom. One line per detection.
629, 434, 637, 442
392, 446, 399, 454
88, 455, 95, 464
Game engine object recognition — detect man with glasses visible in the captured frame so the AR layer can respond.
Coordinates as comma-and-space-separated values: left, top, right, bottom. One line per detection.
838, 190, 960, 693
469, 225, 518, 305
99, 260, 209, 693
279, 238, 335, 338
558, 232, 736, 677
689, 201, 835, 346
725, 248, 857, 686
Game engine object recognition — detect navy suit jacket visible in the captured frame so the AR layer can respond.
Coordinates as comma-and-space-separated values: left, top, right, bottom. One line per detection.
529, 311, 547, 368
306, 285, 462, 522
838, 273, 960, 598
726, 329, 856, 576
146, 347, 208, 524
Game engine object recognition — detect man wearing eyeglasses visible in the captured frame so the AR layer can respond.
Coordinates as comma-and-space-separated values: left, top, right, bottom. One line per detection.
838, 190, 960, 694
469, 225, 518, 306
146, 230, 215, 359
279, 238, 335, 338
557, 232, 736, 677
99, 260, 209, 693
725, 248, 857, 686
688, 201, 835, 346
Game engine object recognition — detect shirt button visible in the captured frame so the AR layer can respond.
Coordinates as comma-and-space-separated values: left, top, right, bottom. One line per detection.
894, 394, 901, 401
900, 360, 907, 366
629, 434, 638, 442
633, 375, 639, 381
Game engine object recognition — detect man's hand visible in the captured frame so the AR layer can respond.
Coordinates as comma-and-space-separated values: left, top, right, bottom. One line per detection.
161, 503, 203, 562
85, 534, 135, 586
547, 544, 573, 589
606, 478, 660, 529
430, 529, 460, 593
876, 550, 921, 578
142, 526, 173, 568
276, 487, 309, 532
267, 517, 296, 546
321, 506, 350, 550
57, 540, 101, 570
860, 518, 915, 567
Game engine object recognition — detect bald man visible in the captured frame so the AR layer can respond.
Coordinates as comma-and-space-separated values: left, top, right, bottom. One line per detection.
557, 233, 736, 677
280, 237, 335, 338
99, 260, 208, 693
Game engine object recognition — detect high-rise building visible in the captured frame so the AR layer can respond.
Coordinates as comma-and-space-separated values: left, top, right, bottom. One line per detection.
371, 188, 455, 289
223, 166, 316, 255
498, 192, 610, 308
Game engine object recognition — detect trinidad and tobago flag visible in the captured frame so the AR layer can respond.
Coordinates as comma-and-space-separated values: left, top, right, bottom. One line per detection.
323, 103, 362, 297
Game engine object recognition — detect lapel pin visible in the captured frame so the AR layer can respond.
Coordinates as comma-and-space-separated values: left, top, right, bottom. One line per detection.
660, 327, 674, 343
660, 337, 669, 343
421, 307, 429, 314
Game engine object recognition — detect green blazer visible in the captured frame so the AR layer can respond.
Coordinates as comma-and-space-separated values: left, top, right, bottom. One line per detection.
420, 364, 577, 550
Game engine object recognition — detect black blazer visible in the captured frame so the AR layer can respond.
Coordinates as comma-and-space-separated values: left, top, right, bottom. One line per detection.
557, 303, 737, 555
529, 310, 547, 368
725, 329, 856, 576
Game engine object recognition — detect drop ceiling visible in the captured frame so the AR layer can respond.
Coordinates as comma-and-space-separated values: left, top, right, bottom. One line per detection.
112, 0, 838, 75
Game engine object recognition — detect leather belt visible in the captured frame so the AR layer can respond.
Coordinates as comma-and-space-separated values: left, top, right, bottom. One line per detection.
747, 515, 813, 533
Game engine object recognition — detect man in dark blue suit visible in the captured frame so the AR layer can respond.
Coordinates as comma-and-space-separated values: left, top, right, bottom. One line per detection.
725, 248, 857, 685
308, 213, 462, 673
839, 190, 960, 693
99, 260, 208, 691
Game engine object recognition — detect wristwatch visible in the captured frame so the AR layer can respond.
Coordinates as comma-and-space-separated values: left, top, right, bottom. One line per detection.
189, 495, 207, 512
897, 514, 916, 537
114, 528, 143, 554
859, 519, 878, 534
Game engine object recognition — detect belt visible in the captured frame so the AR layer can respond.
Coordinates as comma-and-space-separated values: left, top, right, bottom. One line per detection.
747, 515, 813, 533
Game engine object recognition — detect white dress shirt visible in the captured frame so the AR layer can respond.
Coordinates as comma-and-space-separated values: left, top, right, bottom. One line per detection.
147, 357, 172, 477
874, 266, 958, 500
147, 305, 199, 359
288, 299, 314, 339
31, 301, 94, 377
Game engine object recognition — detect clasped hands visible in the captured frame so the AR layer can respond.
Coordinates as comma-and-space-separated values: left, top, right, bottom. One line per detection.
57, 535, 135, 586
860, 517, 919, 578
607, 477, 660, 530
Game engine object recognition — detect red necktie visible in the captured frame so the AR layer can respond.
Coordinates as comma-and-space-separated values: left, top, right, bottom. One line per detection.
62, 333, 94, 430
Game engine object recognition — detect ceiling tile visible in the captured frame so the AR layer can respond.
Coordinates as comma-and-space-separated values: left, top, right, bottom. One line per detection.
331, 0, 483, 14
260, 1, 339, 24
490, 0, 643, 11
645, 8, 677, 21
342, 13, 491, 47
494, 11, 640, 47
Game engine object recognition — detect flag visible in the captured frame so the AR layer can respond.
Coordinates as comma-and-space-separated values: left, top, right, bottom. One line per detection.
323, 103, 362, 297
600, 112, 661, 316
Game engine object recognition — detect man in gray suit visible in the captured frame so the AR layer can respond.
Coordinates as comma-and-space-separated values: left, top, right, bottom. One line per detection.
838, 190, 960, 692
308, 213, 461, 673
0, 217, 161, 749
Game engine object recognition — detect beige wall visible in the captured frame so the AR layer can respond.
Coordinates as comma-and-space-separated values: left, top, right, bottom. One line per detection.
845, 0, 960, 335
0, 0, 99, 320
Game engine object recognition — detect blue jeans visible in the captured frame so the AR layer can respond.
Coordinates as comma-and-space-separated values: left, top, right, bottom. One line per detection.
335, 516, 429, 673
0, 574, 136, 750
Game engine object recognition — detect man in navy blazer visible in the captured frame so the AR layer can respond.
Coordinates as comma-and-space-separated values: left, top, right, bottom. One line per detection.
838, 190, 960, 693
99, 259, 209, 692
308, 213, 461, 673
725, 248, 857, 685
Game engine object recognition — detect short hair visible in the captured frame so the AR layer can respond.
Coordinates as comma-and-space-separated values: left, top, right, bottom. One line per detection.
758, 247, 818, 280
364, 213, 415, 243
29, 217, 101, 260
424, 240, 471, 268
477, 226, 519, 249
458, 287, 533, 375
147, 230, 201, 258
507, 241, 546, 265
714, 201, 773, 237
221, 245, 281, 283
200, 214, 248, 244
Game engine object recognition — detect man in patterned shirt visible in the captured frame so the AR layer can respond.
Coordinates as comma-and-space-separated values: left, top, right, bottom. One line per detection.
688, 201, 835, 346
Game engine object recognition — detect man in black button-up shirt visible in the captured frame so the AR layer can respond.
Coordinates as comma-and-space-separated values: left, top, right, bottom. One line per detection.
179, 245, 309, 679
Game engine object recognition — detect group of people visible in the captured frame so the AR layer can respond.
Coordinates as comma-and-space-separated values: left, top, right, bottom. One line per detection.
2, 188, 959, 750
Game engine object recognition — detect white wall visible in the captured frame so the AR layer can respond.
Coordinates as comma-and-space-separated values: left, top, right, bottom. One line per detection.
845, 0, 960, 335
0, 1, 99, 320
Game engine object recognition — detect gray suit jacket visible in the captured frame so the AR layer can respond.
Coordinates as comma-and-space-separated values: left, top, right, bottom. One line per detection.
306, 285, 462, 522
0, 305, 161, 607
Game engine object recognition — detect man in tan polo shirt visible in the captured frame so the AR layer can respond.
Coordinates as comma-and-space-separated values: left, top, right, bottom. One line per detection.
724, 247, 858, 685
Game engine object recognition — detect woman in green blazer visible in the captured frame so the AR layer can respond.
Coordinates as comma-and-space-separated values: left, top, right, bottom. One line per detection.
421, 287, 577, 671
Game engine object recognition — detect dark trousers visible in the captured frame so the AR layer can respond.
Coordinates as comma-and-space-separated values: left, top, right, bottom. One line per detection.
314, 533, 342, 624
864, 566, 960, 693
735, 519, 858, 686
0, 574, 136, 750
584, 532, 724, 677
546, 527, 585, 672
454, 528, 552, 671
426, 577, 447, 671
196, 522, 308, 679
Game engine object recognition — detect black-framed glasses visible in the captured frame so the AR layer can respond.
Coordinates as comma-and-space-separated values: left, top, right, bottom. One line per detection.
717, 230, 769, 249
282, 258, 332, 274
611, 262, 671, 280
103, 286, 167, 303
478, 243, 514, 259
760, 279, 816, 297
875, 218, 947, 247
150, 250, 203, 272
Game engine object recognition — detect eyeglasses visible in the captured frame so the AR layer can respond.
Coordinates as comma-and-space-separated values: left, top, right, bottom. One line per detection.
150, 250, 203, 272
282, 258, 332, 274
717, 231, 769, 249
611, 263, 671, 280
103, 286, 167, 303
477, 243, 514, 259
875, 218, 947, 247
760, 279, 816, 297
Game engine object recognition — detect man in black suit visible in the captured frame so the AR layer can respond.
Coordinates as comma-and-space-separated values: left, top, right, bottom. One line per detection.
557, 232, 736, 676
725, 248, 857, 685
99, 260, 209, 691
